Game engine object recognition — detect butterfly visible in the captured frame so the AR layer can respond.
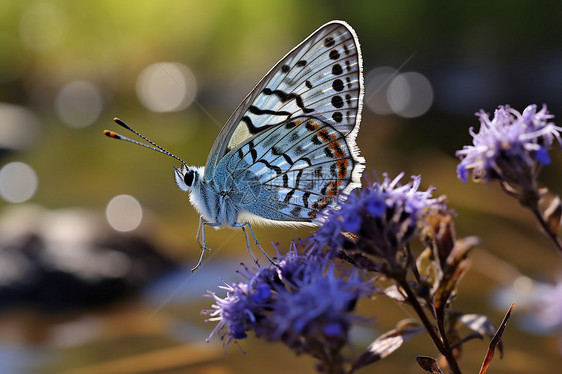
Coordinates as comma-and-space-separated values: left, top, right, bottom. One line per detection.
105, 20, 365, 271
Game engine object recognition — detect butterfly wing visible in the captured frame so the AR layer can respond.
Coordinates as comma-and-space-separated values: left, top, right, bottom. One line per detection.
204, 20, 364, 184
221, 115, 364, 224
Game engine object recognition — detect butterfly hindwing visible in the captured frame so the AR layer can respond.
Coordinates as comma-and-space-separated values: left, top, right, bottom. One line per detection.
204, 20, 363, 182
221, 116, 360, 223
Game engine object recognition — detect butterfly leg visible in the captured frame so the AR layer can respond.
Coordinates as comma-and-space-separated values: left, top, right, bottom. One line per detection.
234, 222, 277, 267
192, 216, 220, 272
240, 226, 259, 267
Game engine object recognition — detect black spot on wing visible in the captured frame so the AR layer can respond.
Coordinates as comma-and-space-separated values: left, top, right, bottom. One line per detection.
333, 79, 344, 91
301, 157, 312, 166
290, 206, 302, 216
249, 105, 291, 116
250, 148, 258, 163
282, 153, 293, 164
332, 112, 343, 123
302, 191, 310, 208
294, 169, 303, 188
314, 167, 323, 179
332, 64, 343, 75
294, 145, 305, 156
284, 189, 295, 204
257, 159, 282, 175
305, 122, 316, 131
261, 88, 314, 113
241, 115, 276, 135
332, 96, 344, 108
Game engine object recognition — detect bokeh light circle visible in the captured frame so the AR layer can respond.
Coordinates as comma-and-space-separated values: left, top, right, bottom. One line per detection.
364, 67, 398, 115
55, 80, 104, 128
105, 194, 143, 232
19, 2, 64, 52
136, 62, 197, 112
387, 72, 433, 118
0, 103, 40, 151
0, 162, 38, 203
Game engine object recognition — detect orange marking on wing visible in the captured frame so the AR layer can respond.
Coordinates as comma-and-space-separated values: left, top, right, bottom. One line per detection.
305, 120, 320, 131
313, 197, 331, 211
337, 159, 349, 178
318, 129, 336, 143
326, 181, 339, 196
328, 140, 346, 158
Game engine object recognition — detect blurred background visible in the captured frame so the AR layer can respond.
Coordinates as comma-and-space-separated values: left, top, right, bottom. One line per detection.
0, 0, 561, 373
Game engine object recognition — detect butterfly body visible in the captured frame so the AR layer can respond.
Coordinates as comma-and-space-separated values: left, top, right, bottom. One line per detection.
106, 21, 365, 271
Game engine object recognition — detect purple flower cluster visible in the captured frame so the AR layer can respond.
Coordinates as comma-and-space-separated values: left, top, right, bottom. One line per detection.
456, 104, 561, 188
314, 173, 443, 261
203, 244, 372, 354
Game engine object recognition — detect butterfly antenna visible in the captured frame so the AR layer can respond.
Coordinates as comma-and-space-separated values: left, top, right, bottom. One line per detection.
104, 118, 188, 168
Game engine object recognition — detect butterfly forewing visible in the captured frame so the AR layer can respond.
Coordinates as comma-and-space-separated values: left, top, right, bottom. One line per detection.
204, 21, 363, 181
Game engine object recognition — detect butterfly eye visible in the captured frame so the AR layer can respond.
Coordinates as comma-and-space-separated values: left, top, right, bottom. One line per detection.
184, 170, 195, 186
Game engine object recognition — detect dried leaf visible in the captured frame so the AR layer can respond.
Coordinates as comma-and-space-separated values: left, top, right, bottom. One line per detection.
352, 326, 425, 371
384, 284, 406, 302
479, 303, 515, 374
416, 247, 440, 287
433, 236, 480, 311
396, 318, 421, 329
544, 196, 562, 236
416, 356, 444, 373
424, 209, 456, 268
433, 257, 470, 312
459, 314, 502, 356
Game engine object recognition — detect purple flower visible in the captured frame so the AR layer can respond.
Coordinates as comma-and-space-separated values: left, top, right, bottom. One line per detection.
262, 263, 370, 352
203, 243, 372, 356
456, 104, 561, 189
314, 173, 444, 262
204, 280, 266, 346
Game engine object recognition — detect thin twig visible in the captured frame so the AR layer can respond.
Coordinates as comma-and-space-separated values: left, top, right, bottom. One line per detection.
530, 205, 562, 256
397, 275, 462, 374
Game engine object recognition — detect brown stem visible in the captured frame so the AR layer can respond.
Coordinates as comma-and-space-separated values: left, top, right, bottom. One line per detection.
435, 307, 461, 374
406, 243, 422, 283
318, 349, 345, 374
397, 275, 462, 374
530, 205, 562, 256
